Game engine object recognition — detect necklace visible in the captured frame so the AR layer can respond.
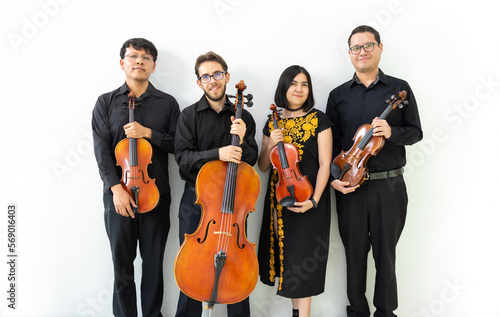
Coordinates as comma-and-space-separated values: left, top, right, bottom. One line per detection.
286, 105, 304, 112
286, 105, 305, 118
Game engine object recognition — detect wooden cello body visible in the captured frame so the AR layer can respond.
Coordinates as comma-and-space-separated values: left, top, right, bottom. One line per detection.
115, 92, 159, 213
331, 91, 407, 187
173, 81, 260, 309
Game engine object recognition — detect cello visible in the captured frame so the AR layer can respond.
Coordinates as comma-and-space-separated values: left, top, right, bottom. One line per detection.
331, 90, 407, 187
268, 104, 313, 207
115, 92, 160, 213
174, 81, 260, 312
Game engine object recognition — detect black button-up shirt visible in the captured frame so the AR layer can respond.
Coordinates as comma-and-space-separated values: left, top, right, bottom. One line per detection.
174, 95, 258, 186
92, 82, 180, 194
326, 70, 423, 172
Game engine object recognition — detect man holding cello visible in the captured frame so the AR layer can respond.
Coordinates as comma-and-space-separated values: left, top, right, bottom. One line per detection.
92, 38, 180, 317
173, 51, 258, 317
326, 26, 422, 317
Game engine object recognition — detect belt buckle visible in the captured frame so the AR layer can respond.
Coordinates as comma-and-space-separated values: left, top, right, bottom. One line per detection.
365, 172, 370, 181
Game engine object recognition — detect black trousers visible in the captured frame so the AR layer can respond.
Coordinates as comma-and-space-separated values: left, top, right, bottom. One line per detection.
336, 176, 407, 317
175, 185, 250, 317
104, 192, 171, 317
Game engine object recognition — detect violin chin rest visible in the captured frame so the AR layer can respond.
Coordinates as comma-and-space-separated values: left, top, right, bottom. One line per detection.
279, 196, 297, 207
330, 162, 342, 179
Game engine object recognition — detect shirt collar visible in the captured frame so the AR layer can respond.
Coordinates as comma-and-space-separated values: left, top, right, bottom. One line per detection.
195, 95, 234, 113
117, 81, 161, 99
349, 69, 388, 88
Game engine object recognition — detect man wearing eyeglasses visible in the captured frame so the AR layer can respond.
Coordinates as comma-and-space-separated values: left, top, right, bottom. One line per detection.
326, 26, 422, 317
174, 51, 258, 317
92, 38, 180, 317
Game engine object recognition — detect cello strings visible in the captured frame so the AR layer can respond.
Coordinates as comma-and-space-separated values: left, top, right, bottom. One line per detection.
217, 161, 232, 254
223, 163, 235, 254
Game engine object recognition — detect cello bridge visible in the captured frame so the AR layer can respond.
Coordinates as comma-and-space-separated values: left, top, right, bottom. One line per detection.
214, 231, 232, 237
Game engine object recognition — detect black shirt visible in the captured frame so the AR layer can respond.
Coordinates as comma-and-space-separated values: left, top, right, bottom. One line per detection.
174, 95, 258, 186
92, 82, 180, 194
326, 70, 423, 172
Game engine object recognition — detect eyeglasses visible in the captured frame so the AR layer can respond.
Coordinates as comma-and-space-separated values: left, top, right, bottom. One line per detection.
124, 54, 154, 62
198, 71, 226, 84
349, 42, 379, 55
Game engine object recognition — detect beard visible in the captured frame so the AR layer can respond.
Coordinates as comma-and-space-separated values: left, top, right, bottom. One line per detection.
203, 82, 226, 102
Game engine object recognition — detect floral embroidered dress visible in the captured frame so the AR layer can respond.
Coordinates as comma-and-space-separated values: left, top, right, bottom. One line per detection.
258, 109, 332, 298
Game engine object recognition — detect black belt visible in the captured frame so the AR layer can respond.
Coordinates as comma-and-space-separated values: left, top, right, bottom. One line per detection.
365, 168, 404, 181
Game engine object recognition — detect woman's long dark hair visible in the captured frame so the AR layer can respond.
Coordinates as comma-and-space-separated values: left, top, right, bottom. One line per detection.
274, 65, 315, 112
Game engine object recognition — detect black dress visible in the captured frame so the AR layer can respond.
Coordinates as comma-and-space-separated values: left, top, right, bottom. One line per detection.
258, 109, 332, 298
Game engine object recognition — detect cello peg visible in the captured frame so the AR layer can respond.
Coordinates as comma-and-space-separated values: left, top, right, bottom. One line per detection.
244, 94, 253, 107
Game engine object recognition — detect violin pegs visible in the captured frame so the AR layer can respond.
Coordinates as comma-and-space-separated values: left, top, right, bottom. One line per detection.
245, 100, 254, 107
245, 93, 253, 101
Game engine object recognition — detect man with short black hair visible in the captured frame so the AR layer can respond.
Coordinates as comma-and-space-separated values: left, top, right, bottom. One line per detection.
92, 38, 180, 317
326, 26, 423, 317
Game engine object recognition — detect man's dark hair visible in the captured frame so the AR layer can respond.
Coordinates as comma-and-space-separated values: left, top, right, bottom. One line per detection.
274, 65, 315, 112
120, 38, 158, 62
348, 25, 381, 47
194, 51, 228, 77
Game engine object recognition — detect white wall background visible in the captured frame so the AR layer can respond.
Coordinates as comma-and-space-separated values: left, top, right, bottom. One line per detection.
1, 0, 499, 316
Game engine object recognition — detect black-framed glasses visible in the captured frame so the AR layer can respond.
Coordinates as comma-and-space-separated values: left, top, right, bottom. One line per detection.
198, 71, 226, 84
124, 54, 154, 62
349, 42, 379, 55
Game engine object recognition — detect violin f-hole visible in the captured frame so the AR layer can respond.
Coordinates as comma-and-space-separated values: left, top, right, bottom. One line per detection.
291, 169, 302, 181
139, 169, 150, 184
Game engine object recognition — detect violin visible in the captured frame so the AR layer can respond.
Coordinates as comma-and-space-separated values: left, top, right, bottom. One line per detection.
114, 92, 159, 213
174, 81, 260, 312
331, 90, 407, 187
268, 104, 313, 207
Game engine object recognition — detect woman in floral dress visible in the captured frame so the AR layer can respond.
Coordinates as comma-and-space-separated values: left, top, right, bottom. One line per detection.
257, 65, 333, 317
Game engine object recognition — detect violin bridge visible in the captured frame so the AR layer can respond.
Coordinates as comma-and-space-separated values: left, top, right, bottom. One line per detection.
214, 231, 232, 237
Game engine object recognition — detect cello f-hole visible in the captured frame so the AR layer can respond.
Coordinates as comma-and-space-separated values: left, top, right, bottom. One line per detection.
232, 223, 245, 249
197, 219, 216, 244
